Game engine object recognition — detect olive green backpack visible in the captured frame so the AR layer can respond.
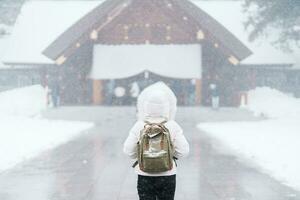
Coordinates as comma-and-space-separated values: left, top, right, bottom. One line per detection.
135, 120, 175, 173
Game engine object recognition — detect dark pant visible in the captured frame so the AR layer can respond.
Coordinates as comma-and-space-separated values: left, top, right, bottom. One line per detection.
137, 175, 176, 200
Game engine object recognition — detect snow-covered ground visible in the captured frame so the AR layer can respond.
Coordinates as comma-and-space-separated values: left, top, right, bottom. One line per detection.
243, 87, 300, 118
198, 87, 300, 191
0, 85, 47, 117
0, 85, 94, 172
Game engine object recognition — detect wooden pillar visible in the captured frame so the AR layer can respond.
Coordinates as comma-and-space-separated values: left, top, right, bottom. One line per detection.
93, 80, 104, 105
195, 79, 202, 105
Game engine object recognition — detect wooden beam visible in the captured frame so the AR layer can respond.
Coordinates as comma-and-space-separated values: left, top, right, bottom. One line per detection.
76, 42, 81, 48
228, 55, 239, 65
93, 80, 104, 105
55, 55, 67, 65
197, 30, 205, 40
90, 30, 98, 40
195, 79, 202, 105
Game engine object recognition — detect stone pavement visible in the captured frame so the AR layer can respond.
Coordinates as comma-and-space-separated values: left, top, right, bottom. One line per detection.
0, 107, 299, 200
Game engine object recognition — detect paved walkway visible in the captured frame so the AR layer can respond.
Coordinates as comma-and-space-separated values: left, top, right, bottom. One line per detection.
0, 107, 299, 200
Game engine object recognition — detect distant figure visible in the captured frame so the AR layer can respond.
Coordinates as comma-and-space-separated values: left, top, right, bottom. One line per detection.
45, 85, 51, 106
189, 79, 196, 105
210, 83, 219, 110
106, 80, 115, 105
130, 81, 140, 105
49, 78, 60, 108
130, 81, 140, 98
123, 82, 189, 200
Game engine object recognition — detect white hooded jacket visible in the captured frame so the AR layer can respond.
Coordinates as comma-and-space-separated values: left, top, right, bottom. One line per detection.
123, 82, 189, 176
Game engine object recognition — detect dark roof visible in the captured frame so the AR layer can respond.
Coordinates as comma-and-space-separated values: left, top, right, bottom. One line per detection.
43, 0, 128, 60
43, 0, 252, 61
173, 0, 252, 60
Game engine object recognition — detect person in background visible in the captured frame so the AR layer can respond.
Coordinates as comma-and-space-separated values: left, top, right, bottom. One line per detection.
189, 79, 196, 106
106, 79, 115, 105
130, 81, 140, 105
210, 83, 219, 110
50, 80, 60, 107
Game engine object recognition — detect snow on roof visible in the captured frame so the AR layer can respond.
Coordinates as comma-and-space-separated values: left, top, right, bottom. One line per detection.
91, 44, 202, 79
2, 0, 300, 66
193, 1, 300, 65
2, 1, 101, 65
0, 36, 11, 69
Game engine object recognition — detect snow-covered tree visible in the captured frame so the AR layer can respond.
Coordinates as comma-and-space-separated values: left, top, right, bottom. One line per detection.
243, 0, 300, 51
0, 0, 25, 25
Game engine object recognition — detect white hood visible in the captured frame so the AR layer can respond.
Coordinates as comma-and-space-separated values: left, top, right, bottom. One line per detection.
137, 82, 177, 121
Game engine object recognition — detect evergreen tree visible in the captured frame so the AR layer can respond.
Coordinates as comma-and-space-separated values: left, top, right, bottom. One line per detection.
243, 0, 300, 51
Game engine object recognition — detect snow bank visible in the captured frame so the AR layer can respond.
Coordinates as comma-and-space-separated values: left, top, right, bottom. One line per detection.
198, 87, 300, 190
0, 85, 47, 117
198, 119, 300, 190
0, 116, 94, 171
0, 85, 94, 172
244, 87, 300, 118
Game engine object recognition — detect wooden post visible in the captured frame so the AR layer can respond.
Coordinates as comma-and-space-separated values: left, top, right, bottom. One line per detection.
195, 79, 202, 105
93, 80, 103, 105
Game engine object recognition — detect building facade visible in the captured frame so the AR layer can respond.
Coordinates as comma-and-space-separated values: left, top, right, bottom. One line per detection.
1, 0, 300, 106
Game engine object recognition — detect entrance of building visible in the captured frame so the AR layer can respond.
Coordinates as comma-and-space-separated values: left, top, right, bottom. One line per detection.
95, 71, 197, 106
